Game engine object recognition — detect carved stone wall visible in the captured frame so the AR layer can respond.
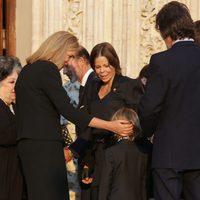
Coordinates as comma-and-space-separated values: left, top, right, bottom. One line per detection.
31, 0, 200, 78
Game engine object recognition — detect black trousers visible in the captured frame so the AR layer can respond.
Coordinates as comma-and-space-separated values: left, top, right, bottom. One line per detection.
153, 168, 200, 200
18, 139, 69, 200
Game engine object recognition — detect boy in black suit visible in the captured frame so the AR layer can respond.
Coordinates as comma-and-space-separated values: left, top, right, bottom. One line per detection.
99, 108, 148, 200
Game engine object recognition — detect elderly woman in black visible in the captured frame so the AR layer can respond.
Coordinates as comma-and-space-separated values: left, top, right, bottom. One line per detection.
0, 56, 24, 200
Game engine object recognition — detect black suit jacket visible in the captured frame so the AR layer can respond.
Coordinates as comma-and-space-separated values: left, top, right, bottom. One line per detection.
139, 41, 200, 169
15, 60, 92, 141
70, 74, 143, 156
69, 71, 98, 155
78, 71, 98, 109
99, 140, 147, 200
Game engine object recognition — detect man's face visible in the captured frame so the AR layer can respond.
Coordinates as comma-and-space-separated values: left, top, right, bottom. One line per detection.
67, 56, 83, 82
63, 65, 78, 83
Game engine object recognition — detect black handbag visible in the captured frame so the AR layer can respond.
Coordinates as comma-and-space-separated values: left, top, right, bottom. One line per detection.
61, 125, 73, 147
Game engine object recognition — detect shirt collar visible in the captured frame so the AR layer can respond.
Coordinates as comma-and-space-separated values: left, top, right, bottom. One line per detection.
173, 38, 194, 46
81, 68, 93, 86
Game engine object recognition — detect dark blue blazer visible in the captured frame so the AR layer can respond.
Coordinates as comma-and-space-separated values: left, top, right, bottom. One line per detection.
139, 41, 200, 169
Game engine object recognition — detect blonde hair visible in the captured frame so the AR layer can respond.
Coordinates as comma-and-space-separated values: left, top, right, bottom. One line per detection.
111, 107, 142, 136
26, 31, 79, 68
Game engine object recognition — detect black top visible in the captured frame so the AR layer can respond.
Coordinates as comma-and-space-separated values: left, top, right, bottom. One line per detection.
86, 74, 142, 137
15, 60, 93, 141
0, 99, 23, 199
70, 74, 143, 155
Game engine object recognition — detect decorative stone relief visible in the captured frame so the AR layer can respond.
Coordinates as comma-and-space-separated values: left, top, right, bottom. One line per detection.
31, 0, 200, 78
139, 0, 166, 68
63, 0, 83, 42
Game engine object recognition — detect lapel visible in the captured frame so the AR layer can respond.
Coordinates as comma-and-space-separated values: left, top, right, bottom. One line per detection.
78, 71, 97, 107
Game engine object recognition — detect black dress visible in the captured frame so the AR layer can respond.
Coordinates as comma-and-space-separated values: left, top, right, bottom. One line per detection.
78, 74, 148, 200
0, 99, 23, 200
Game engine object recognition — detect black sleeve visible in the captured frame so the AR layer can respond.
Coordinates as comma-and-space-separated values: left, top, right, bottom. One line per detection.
99, 148, 114, 200
138, 55, 169, 137
69, 83, 95, 157
41, 62, 93, 131
124, 78, 144, 112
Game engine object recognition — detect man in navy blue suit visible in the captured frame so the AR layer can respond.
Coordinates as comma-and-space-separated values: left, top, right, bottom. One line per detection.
139, 1, 200, 200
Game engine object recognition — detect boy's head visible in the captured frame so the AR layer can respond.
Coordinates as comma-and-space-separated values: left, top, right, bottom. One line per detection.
111, 107, 142, 137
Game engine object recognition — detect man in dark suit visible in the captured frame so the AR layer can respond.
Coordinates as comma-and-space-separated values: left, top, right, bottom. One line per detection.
139, 1, 200, 200
63, 46, 98, 199
63, 46, 97, 110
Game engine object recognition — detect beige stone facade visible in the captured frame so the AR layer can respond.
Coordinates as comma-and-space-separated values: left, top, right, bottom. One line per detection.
16, 0, 200, 77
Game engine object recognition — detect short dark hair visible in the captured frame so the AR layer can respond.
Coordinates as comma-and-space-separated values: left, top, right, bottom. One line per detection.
90, 42, 121, 75
75, 46, 90, 63
156, 1, 195, 40
0, 56, 22, 81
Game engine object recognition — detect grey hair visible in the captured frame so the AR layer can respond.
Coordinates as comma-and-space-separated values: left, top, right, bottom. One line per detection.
0, 56, 22, 81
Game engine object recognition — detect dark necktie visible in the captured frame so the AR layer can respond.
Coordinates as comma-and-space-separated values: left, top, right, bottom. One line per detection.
79, 85, 85, 106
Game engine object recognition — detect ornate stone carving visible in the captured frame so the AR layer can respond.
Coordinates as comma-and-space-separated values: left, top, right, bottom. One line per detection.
63, 0, 83, 42
140, 0, 165, 68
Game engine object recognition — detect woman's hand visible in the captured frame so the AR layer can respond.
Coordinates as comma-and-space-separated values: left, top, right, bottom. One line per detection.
64, 147, 73, 163
109, 120, 133, 136
89, 117, 133, 136
82, 165, 93, 184
82, 177, 93, 184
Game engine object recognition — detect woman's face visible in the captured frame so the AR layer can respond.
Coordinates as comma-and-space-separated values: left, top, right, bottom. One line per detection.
0, 71, 18, 104
94, 56, 116, 84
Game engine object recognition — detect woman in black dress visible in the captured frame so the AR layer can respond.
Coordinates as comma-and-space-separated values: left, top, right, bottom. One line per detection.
0, 56, 24, 200
73, 42, 148, 199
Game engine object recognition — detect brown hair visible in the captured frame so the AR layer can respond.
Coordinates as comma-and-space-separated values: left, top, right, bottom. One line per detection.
156, 1, 195, 40
75, 45, 90, 64
0, 56, 22, 81
26, 31, 79, 68
90, 42, 121, 75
